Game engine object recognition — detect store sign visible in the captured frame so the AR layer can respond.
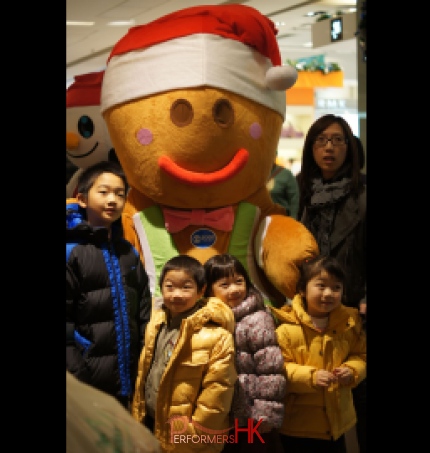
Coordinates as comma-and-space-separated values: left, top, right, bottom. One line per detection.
315, 98, 357, 110
330, 18, 343, 42
316, 98, 346, 109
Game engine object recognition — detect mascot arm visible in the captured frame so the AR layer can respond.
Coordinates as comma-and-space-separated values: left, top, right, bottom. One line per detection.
121, 190, 143, 261
247, 186, 286, 217
121, 208, 143, 258
257, 215, 319, 300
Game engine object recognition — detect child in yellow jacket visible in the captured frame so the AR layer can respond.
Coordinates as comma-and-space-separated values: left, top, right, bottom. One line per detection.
271, 255, 366, 453
131, 255, 237, 453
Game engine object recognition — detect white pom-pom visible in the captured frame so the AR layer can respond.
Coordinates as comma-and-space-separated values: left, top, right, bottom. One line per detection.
265, 65, 298, 90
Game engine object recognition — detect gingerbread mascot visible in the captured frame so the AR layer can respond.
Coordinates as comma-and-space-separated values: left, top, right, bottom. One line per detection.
100, 4, 318, 306
66, 71, 117, 198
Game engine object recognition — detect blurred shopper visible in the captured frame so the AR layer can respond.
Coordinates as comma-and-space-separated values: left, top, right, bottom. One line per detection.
297, 114, 366, 452
267, 157, 300, 219
66, 370, 161, 453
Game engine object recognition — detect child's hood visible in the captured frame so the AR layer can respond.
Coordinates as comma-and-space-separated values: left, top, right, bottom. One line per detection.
196, 297, 235, 334
66, 199, 85, 229
270, 299, 297, 325
270, 294, 361, 331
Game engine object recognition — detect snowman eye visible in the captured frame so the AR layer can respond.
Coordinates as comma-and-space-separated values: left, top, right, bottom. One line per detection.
212, 99, 234, 129
78, 115, 94, 139
170, 99, 193, 127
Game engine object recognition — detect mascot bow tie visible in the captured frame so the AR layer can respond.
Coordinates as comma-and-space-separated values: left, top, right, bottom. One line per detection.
162, 207, 234, 233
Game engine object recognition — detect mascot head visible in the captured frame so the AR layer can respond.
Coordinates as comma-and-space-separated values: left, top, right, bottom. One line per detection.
66, 71, 116, 170
100, 4, 298, 209
98, 4, 317, 302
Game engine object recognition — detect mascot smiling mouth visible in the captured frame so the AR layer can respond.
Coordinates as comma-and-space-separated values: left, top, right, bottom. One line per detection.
158, 148, 249, 186
67, 141, 99, 160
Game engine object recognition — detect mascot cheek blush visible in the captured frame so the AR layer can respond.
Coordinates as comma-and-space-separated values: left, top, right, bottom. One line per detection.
100, 4, 319, 306
66, 71, 116, 198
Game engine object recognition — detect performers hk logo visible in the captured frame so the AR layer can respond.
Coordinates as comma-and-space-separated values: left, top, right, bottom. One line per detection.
167, 416, 266, 444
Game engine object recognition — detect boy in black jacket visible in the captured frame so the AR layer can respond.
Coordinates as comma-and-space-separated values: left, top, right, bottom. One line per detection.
66, 161, 152, 410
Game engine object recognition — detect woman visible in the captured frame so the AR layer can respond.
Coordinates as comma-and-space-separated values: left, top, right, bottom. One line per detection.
297, 114, 366, 452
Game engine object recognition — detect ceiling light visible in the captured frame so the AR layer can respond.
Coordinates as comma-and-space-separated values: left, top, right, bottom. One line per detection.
107, 20, 135, 27
303, 42, 313, 48
67, 21, 94, 26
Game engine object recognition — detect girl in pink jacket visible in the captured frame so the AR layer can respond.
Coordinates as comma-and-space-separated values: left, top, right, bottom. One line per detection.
204, 253, 287, 453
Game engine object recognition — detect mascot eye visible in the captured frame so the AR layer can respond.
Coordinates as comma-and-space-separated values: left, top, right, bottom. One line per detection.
170, 99, 194, 127
78, 115, 95, 139
212, 99, 234, 128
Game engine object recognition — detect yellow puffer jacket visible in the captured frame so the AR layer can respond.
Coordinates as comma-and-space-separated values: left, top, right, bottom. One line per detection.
271, 295, 366, 441
131, 297, 237, 452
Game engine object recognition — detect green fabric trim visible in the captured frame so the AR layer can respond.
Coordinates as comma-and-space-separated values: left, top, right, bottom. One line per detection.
138, 206, 178, 297
228, 203, 274, 307
227, 202, 256, 274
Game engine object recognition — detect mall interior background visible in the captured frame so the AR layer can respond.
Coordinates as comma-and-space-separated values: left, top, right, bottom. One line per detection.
66, 0, 366, 176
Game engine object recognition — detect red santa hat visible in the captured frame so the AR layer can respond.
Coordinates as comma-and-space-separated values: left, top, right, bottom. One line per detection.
66, 70, 104, 108
100, 4, 297, 119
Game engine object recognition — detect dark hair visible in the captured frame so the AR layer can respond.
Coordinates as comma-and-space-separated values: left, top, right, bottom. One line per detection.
354, 135, 365, 170
159, 255, 206, 292
298, 114, 363, 218
76, 161, 128, 196
203, 253, 260, 300
297, 255, 346, 305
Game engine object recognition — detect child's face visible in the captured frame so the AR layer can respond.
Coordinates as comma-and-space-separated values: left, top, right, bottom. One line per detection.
301, 270, 343, 318
161, 269, 205, 317
77, 172, 126, 229
210, 273, 246, 309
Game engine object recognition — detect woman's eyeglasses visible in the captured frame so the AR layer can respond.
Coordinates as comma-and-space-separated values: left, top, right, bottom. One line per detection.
314, 135, 348, 147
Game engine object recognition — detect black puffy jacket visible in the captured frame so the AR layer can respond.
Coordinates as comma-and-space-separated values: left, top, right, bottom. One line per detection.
66, 201, 151, 404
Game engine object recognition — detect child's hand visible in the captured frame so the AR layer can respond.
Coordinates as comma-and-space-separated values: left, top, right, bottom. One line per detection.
314, 370, 338, 387
333, 367, 354, 386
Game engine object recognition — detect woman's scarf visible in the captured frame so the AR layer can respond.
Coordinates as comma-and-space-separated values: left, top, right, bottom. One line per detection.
305, 177, 351, 255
